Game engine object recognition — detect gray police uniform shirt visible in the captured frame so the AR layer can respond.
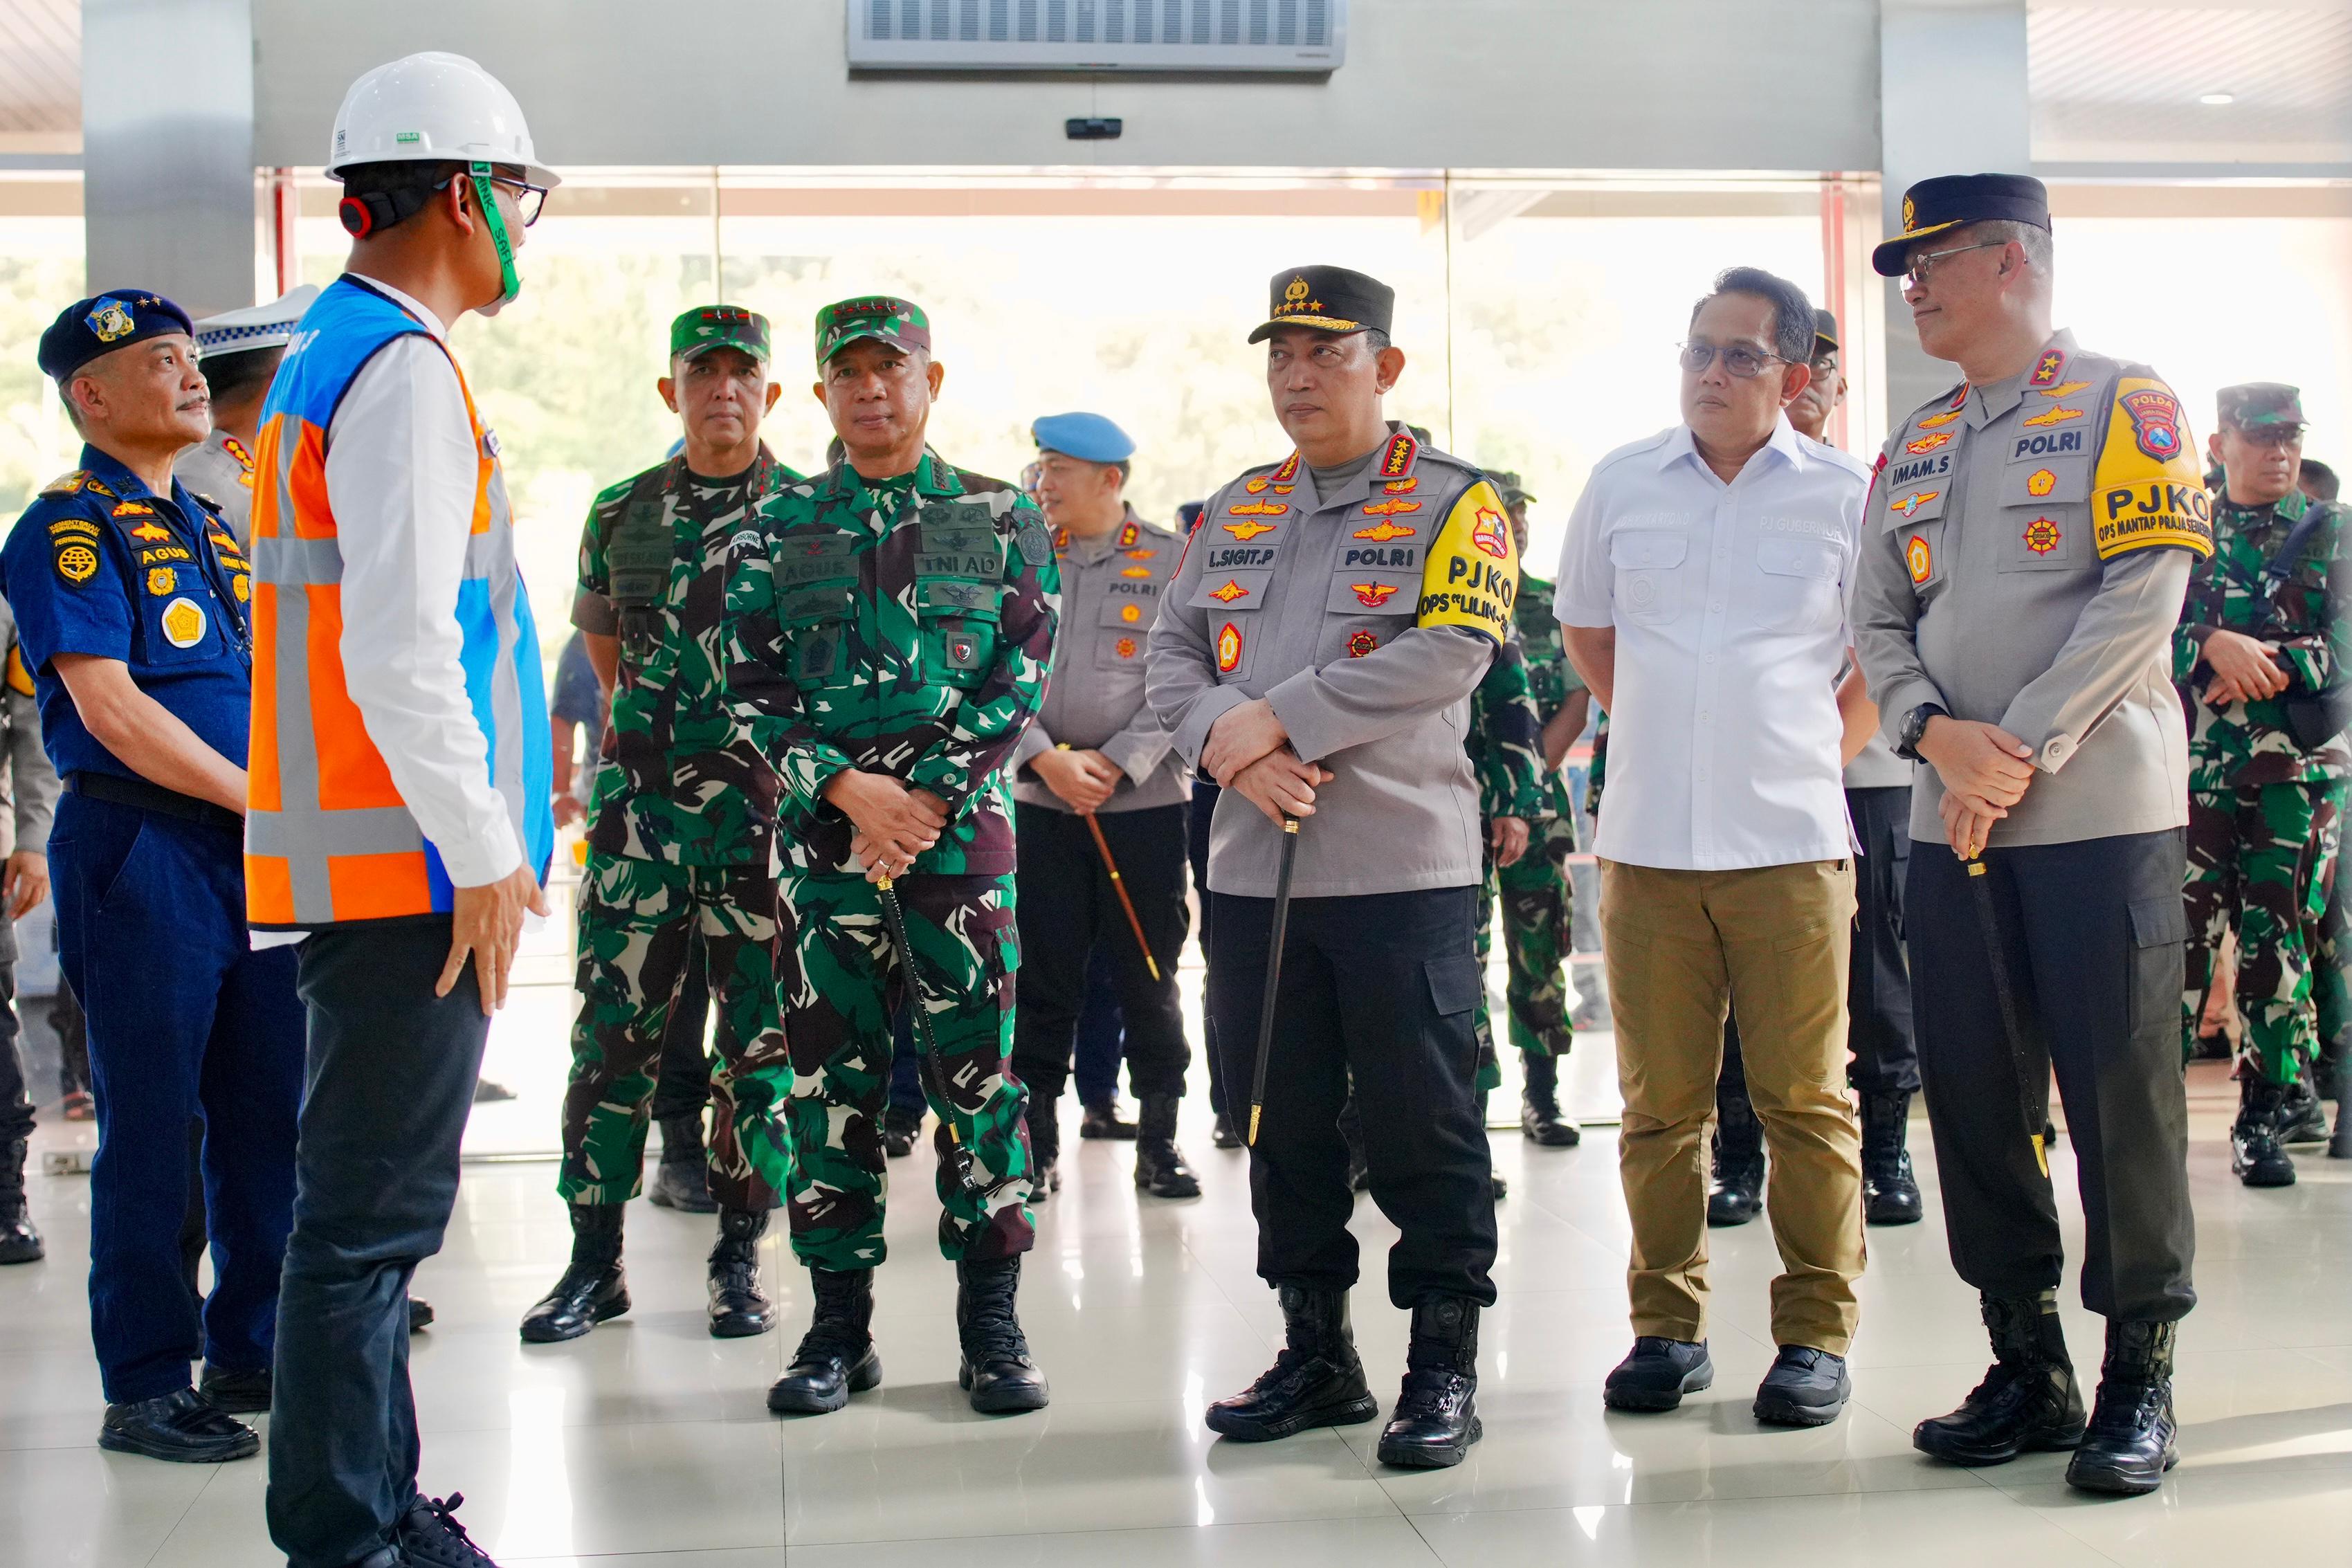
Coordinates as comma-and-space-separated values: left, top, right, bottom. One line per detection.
0, 593, 59, 965
1147, 425, 1518, 898
174, 430, 255, 549
1854, 329, 2211, 848
1011, 507, 1188, 814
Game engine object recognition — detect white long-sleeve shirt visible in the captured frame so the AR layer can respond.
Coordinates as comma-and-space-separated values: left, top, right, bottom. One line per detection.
320, 277, 521, 889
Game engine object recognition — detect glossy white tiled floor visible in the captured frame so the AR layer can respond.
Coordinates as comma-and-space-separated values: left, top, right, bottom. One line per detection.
4, 1028, 2348, 1566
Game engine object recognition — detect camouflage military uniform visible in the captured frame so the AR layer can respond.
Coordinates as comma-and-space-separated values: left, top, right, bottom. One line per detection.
2175, 485, 2349, 1086
1493, 571, 1583, 1060
559, 448, 802, 1210
1466, 630, 1551, 1084
728, 452, 1059, 1268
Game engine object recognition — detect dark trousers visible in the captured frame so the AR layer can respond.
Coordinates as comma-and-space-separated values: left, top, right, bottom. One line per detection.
1209, 884, 1497, 1307
51, 792, 303, 1403
1012, 803, 1192, 1104
268, 918, 491, 1568
1845, 786, 1920, 1094
1907, 828, 2196, 1322
0, 960, 27, 1145
648, 934, 714, 1125
1072, 951, 1126, 1105
1189, 781, 1226, 1115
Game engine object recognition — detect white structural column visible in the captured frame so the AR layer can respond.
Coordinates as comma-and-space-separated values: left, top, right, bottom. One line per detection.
1878, 0, 2031, 423
82, 0, 255, 317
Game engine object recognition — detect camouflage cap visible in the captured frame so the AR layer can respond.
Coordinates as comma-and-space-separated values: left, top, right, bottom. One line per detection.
814, 295, 931, 366
1488, 468, 1536, 506
671, 304, 770, 363
2216, 382, 2305, 432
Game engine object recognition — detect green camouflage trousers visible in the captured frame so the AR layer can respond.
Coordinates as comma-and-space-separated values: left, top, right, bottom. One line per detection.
1476, 800, 1578, 1067
559, 854, 794, 1209
2184, 780, 2347, 1084
2315, 812, 2350, 1054
777, 870, 1034, 1269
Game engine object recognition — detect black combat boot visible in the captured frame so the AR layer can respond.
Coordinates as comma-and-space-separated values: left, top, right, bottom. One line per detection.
1135, 1094, 1201, 1198
1860, 1090, 1924, 1225
2277, 1077, 2330, 1145
1079, 1098, 1138, 1140
1207, 1285, 1379, 1441
0, 1135, 42, 1264
1707, 1091, 1765, 1227
879, 1102, 922, 1158
2066, 1319, 2179, 1495
1519, 1054, 1581, 1147
1913, 1293, 2085, 1466
519, 1203, 628, 1342
648, 1114, 716, 1213
706, 1206, 775, 1338
1026, 1095, 1061, 1199
767, 1267, 880, 1414
1212, 1109, 1242, 1149
2232, 1077, 2296, 1187
956, 1255, 1050, 1412
1376, 1297, 1483, 1468
2334, 1099, 2352, 1160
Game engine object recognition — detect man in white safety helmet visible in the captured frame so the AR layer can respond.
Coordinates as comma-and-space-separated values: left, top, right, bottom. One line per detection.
254, 53, 557, 1568
180, 284, 319, 547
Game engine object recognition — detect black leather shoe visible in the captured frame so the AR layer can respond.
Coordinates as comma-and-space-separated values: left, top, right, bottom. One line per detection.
409, 1297, 435, 1333
520, 1203, 628, 1342
198, 1364, 271, 1414
1079, 1099, 1138, 1140
2232, 1079, 2296, 1187
1707, 1091, 1765, 1227
1519, 1054, 1581, 1147
98, 1387, 259, 1462
398, 1490, 500, 1567
956, 1255, 1049, 1413
1603, 1337, 1713, 1412
1207, 1284, 1379, 1441
769, 1267, 881, 1414
1376, 1298, 1483, 1468
648, 1115, 717, 1213
1914, 1294, 2084, 1466
1212, 1111, 1242, 1150
879, 1104, 922, 1159
0, 1136, 42, 1264
1860, 1091, 1924, 1226
2066, 1320, 2179, 1495
1135, 1094, 1201, 1198
1753, 1345, 1850, 1426
707, 1207, 775, 1338
2278, 1079, 2330, 1145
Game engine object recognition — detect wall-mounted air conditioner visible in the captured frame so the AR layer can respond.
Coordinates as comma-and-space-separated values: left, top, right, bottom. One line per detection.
847, 0, 1346, 73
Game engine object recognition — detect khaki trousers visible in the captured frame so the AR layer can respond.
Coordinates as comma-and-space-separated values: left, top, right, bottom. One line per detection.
1601, 857, 1866, 1354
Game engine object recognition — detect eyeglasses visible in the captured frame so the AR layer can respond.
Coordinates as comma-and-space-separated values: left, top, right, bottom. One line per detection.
2230, 425, 2304, 450
1678, 340, 1787, 379
1902, 239, 2004, 290
438, 172, 548, 228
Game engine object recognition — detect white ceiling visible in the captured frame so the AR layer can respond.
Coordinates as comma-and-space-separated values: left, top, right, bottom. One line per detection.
0, 0, 76, 143
2030, 2, 2352, 164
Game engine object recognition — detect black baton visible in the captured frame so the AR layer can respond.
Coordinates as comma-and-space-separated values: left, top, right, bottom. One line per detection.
875, 872, 986, 1202
1246, 817, 1302, 1148
1964, 851, 2050, 1178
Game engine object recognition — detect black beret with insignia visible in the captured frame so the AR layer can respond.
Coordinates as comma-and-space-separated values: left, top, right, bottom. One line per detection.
38, 291, 196, 382
1872, 174, 2050, 277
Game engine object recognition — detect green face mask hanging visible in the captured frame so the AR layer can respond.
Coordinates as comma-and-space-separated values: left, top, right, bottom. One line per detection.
468, 161, 522, 313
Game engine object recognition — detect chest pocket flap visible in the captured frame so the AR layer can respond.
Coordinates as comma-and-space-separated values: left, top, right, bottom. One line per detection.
1998, 455, 2090, 509
1188, 568, 1274, 614
1757, 536, 1841, 580
916, 515, 1002, 580
775, 532, 861, 590
1323, 574, 1416, 615
1883, 484, 1950, 531
1100, 593, 1160, 631
1609, 530, 1688, 570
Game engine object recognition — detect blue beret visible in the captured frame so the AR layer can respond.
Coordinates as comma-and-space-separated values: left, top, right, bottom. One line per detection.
38, 291, 195, 382
1032, 411, 1136, 465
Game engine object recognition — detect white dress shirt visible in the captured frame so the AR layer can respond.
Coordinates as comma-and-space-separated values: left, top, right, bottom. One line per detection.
1556, 416, 1872, 871
323, 276, 521, 888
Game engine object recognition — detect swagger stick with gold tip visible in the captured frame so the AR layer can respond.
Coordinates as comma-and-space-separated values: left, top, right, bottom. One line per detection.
1964, 852, 2050, 1178
1246, 816, 1302, 1147
1057, 742, 1162, 982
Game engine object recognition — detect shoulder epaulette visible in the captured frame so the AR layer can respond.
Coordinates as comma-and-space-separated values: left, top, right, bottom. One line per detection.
40, 470, 90, 498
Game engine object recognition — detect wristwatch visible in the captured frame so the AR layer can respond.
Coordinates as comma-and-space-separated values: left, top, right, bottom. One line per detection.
1895, 702, 1947, 762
